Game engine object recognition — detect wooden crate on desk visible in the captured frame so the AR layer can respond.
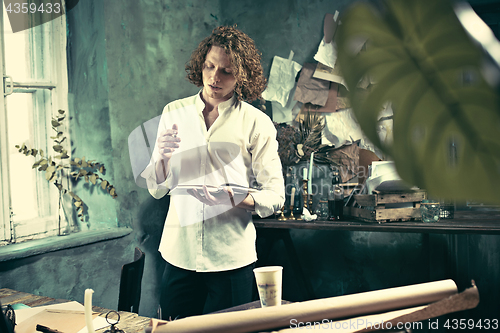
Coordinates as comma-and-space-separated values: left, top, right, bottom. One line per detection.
346, 189, 427, 223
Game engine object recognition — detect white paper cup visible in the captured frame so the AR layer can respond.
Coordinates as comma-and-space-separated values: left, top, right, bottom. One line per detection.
253, 266, 283, 308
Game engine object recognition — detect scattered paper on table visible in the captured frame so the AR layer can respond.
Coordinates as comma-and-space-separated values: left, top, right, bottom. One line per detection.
15, 309, 104, 333
15, 301, 84, 324
77, 315, 110, 333
15, 302, 109, 333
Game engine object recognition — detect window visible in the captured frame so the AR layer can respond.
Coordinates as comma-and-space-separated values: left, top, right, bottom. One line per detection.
1, 2, 69, 244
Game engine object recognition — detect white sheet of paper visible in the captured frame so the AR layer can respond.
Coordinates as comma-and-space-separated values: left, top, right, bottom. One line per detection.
271, 85, 301, 124
77, 316, 110, 333
365, 161, 402, 194
262, 52, 302, 108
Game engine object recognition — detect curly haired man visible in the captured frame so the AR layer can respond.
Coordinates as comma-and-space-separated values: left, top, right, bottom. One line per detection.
142, 26, 285, 319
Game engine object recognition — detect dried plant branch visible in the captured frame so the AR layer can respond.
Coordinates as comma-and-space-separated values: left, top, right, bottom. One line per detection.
15, 109, 117, 226
297, 109, 325, 160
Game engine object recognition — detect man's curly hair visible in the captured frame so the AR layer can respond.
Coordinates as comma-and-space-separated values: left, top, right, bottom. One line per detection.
186, 26, 267, 102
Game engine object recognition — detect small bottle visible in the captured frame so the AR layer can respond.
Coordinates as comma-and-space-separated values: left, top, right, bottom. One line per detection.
334, 186, 344, 221
328, 171, 341, 220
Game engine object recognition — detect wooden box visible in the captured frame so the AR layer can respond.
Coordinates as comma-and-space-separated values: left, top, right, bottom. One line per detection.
345, 189, 427, 223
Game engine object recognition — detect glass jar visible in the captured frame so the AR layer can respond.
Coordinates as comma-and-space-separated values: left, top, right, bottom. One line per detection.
314, 200, 329, 219
420, 200, 441, 223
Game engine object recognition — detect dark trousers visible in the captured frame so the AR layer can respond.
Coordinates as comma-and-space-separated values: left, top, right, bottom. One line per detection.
159, 261, 255, 320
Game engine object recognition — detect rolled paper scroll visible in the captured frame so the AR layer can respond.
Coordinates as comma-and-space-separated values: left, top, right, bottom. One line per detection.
153, 279, 458, 333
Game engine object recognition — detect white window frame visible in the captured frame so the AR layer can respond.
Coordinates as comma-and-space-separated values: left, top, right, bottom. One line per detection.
1, 1, 70, 244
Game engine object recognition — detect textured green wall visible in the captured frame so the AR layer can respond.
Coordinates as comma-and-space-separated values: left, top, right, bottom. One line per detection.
0, 0, 499, 326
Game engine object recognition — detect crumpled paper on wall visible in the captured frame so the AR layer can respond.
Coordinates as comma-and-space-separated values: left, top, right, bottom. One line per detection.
271, 84, 302, 124
323, 108, 364, 147
322, 108, 379, 153
262, 51, 302, 108
314, 39, 338, 69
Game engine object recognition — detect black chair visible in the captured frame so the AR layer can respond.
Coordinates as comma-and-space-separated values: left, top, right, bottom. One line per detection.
118, 247, 145, 314
0, 301, 15, 333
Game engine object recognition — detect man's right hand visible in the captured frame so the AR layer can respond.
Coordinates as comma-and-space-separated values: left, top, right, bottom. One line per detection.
156, 124, 180, 183
157, 124, 180, 160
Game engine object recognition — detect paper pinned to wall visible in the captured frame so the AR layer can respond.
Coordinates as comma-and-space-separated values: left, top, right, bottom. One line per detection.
314, 39, 337, 69
262, 51, 302, 108
314, 11, 340, 69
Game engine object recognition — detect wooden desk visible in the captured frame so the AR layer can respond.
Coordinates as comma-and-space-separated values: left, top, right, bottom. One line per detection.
254, 210, 500, 301
254, 210, 500, 235
0, 288, 150, 333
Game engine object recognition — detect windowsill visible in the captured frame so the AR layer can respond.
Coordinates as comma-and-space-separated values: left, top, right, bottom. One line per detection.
0, 228, 133, 262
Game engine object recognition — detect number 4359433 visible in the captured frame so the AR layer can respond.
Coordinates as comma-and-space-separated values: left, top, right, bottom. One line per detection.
5, 2, 61, 14
444, 318, 499, 330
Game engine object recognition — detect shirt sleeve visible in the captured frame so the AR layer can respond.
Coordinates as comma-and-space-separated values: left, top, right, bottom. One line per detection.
140, 107, 172, 200
249, 116, 285, 218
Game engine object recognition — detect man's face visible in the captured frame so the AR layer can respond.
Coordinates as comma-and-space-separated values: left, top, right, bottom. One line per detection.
202, 46, 237, 103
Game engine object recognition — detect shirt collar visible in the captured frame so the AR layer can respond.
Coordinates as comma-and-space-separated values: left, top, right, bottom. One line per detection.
196, 89, 237, 114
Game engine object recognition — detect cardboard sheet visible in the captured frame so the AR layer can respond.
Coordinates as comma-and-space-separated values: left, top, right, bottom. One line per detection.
150, 279, 459, 333
294, 63, 331, 106
303, 83, 338, 113
313, 62, 347, 88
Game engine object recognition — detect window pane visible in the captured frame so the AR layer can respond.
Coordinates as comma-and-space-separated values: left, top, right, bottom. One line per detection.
6, 93, 38, 221
1, 5, 67, 242
2, 5, 29, 81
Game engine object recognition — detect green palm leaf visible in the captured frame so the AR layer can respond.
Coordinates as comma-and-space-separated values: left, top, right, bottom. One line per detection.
336, 0, 500, 203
